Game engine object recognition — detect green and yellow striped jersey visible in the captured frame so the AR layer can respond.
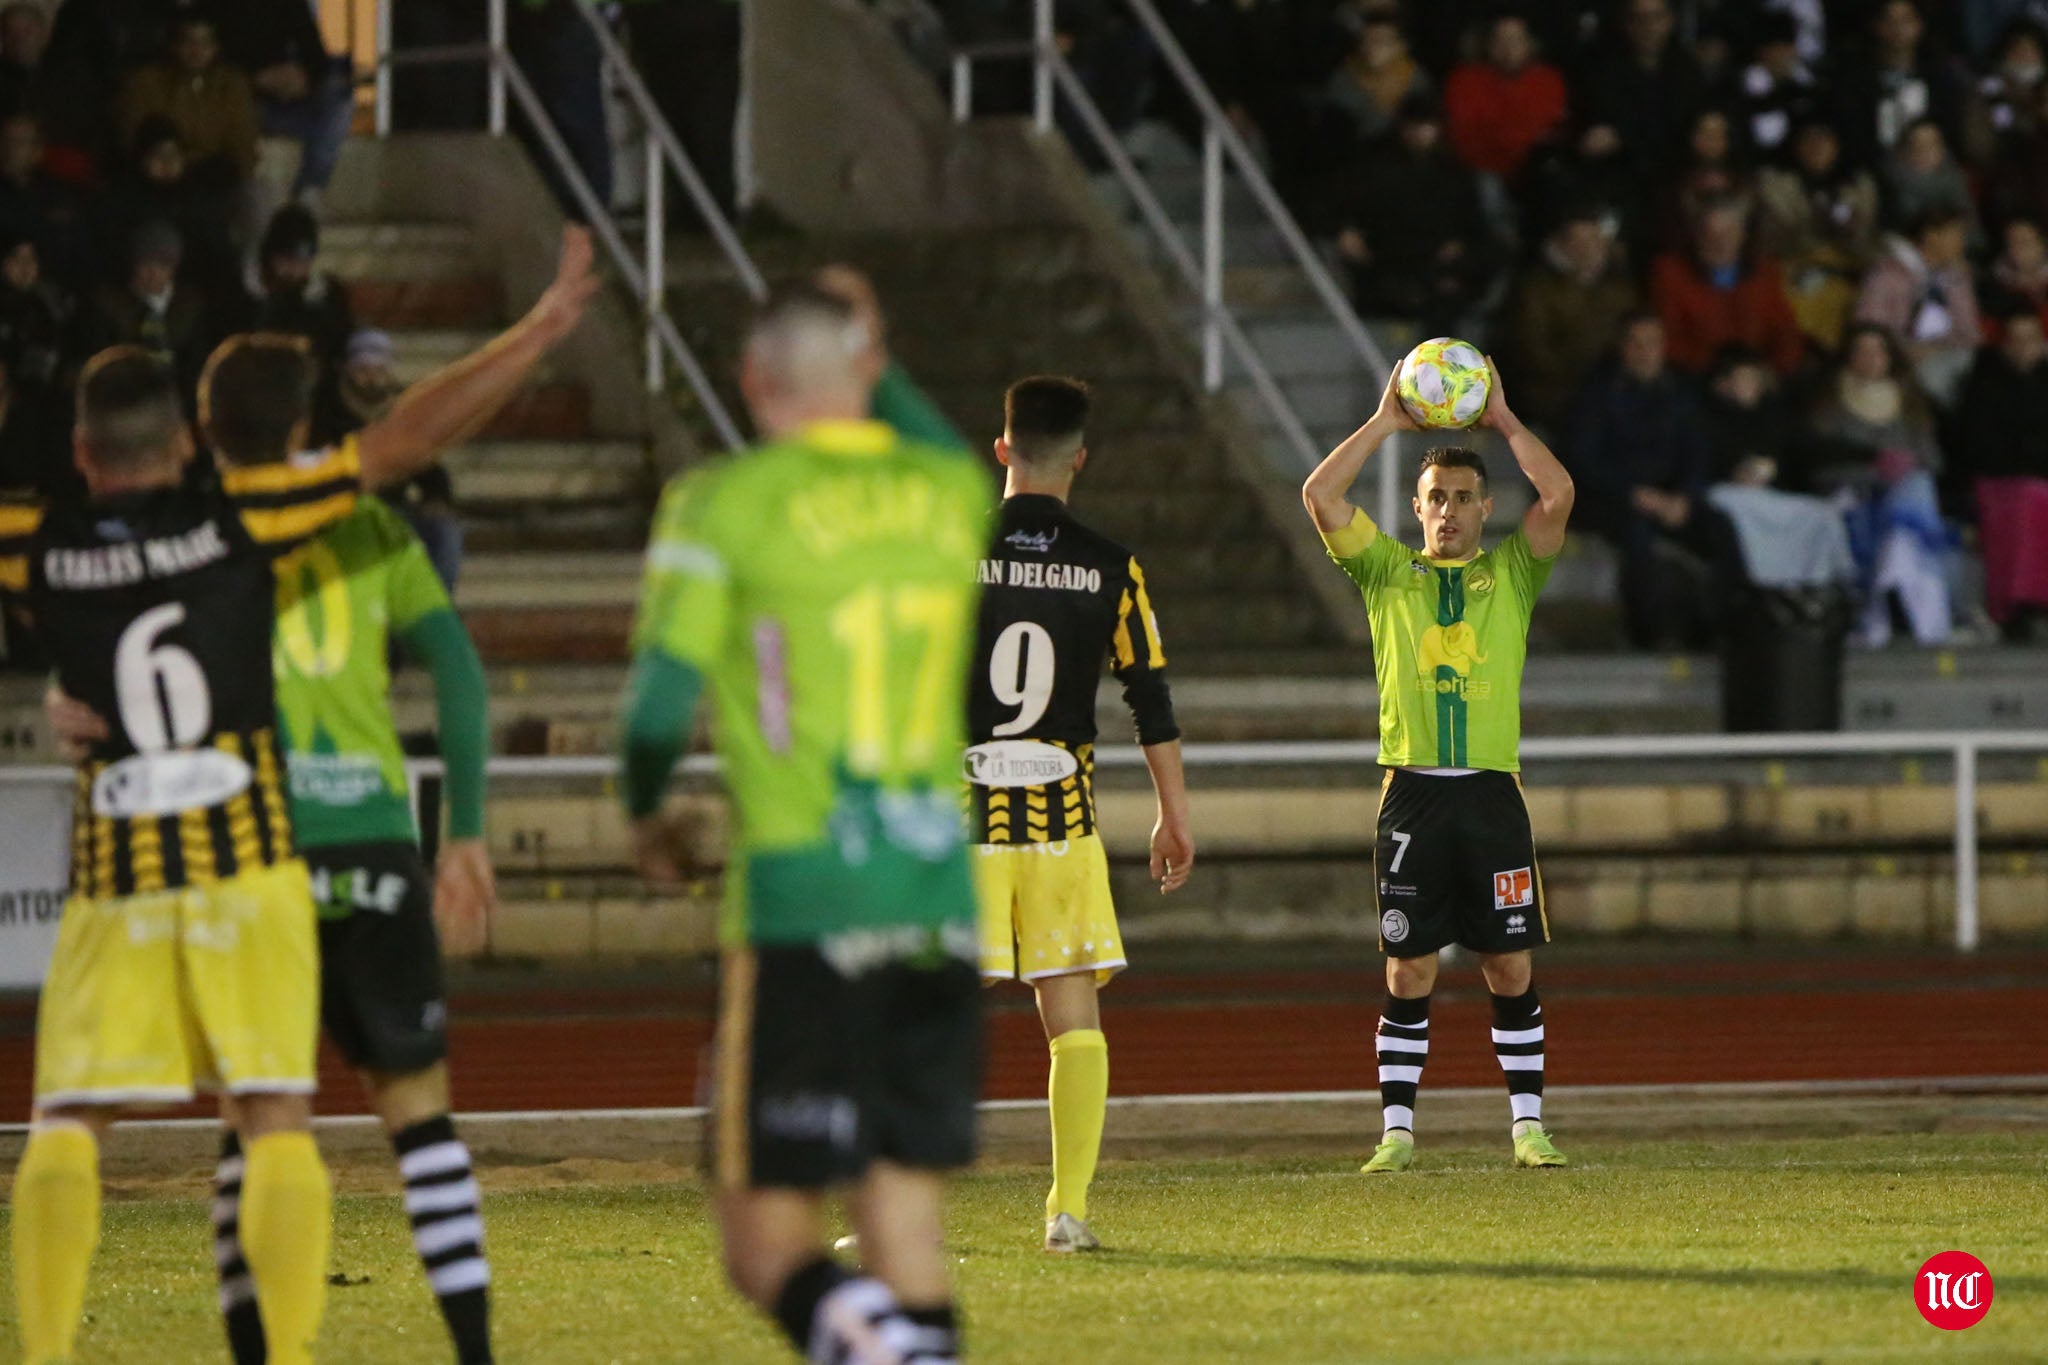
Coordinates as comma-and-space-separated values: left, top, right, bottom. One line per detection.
632, 419, 993, 946
1322, 510, 1553, 772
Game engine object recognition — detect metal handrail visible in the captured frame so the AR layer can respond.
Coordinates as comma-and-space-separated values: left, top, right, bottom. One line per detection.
3, 727, 2039, 952
951, 0, 1403, 525
369, 0, 756, 449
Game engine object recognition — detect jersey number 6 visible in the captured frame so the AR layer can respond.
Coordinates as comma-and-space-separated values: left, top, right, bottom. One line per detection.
115, 602, 212, 753
988, 620, 1055, 736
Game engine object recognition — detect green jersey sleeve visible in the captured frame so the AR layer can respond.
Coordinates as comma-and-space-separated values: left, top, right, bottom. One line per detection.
367, 500, 456, 632
633, 467, 736, 670
1320, 509, 1411, 597
871, 361, 967, 452
1490, 528, 1557, 610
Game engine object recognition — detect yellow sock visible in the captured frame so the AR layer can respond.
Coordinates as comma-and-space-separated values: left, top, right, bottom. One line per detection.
1046, 1028, 1108, 1222
12, 1124, 101, 1365
239, 1132, 332, 1365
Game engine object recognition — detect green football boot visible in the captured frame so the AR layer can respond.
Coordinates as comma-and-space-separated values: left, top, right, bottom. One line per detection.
1512, 1125, 1569, 1168
1360, 1134, 1415, 1174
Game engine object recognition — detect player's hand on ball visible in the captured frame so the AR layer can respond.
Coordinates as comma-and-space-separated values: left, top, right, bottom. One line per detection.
434, 838, 496, 958
42, 685, 107, 763
1371, 366, 1420, 433
1476, 356, 1524, 436
1151, 814, 1195, 894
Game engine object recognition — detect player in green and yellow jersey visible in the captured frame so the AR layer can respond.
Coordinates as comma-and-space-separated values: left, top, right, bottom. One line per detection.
621, 283, 990, 1365
1301, 360, 1574, 1176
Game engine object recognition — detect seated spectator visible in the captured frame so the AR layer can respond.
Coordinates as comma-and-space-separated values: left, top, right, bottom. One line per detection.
1700, 344, 1795, 485
1443, 13, 1566, 185
1661, 105, 1755, 250
37, 0, 175, 171
1574, 0, 1704, 186
1755, 116, 1880, 349
1977, 20, 2047, 150
0, 111, 83, 289
1956, 306, 2048, 634
1322, 6, 1431, 150
118, 14, 257, 193
83, 219, 214, 399
208, 0, 351, 204
1650, 196, 1805, 377
320, 327, 465, 592
234, 205, 354, 377
1566, 311, 1718, 649
0, 0, 47, 121
1331, 95, 1499, 335
1507, 209, 1640, 429
1854, 205, 1981, 406
1805, 323, 1953, 646
1985, 216, 2048, 331
1737, 10, 1823, 161
94, 116, 240, 299
0, 234, 73, 401
1880, 119, 1981, 250
1834, 0, 1971, 173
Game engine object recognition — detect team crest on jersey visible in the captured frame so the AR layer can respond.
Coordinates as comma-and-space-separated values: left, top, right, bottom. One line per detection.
1494, 867, 1535, 909
1466, 567, 1495, 597
1380, 908, 1410, 943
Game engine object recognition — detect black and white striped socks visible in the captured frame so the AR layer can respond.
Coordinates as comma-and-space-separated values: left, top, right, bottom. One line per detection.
1376, 993, 1431, 1139
1491, 987, 1546, 1135
773, 1256, 961, 1364
393, 1115, 495, 1364
211, 1132, 268, 1365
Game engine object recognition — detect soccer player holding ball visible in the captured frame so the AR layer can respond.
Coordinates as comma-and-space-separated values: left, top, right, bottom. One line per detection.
1300, 348, 1574, 1173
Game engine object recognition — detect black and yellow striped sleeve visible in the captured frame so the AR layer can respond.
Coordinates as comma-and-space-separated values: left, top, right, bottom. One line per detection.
0, 497, 44, 593
221, 436, 361, 552
1110, 555, 1178, 746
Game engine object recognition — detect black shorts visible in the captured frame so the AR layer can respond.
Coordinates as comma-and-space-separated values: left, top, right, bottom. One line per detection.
1373, 769, 1550, 959
307, 841, 449, 1074
707, 933, 983, 1191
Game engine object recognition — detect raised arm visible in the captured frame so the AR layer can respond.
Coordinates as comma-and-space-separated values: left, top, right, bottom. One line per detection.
1302, 369, 1415, 536
356, 227, 600, 487
1478, 359, 1574, 560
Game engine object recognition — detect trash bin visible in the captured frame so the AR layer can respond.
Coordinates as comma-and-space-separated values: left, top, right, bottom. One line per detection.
1720, 584, 1851, 732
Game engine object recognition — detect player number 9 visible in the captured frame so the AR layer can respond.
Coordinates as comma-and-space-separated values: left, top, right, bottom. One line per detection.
989, 620, 1055, 736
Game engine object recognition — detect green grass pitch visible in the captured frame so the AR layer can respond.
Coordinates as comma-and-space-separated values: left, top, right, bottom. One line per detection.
3, 1132, 2040, 1363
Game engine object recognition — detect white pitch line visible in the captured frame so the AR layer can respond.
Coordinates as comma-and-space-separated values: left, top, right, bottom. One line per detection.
2, 1074, 2040, 1136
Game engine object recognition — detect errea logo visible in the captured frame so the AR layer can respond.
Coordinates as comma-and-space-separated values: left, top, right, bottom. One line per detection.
1916, 1251, 1992, 1330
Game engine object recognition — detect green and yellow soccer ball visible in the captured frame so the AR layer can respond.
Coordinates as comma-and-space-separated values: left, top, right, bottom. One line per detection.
1396, 337, 1492, 429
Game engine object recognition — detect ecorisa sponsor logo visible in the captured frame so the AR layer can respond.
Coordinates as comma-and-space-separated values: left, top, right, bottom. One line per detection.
1915, 1251, 1992, 1330
964, 741, 1079, 787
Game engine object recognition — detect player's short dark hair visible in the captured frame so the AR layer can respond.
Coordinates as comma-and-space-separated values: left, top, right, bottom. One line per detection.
1907, 202, 1967, 242
76, 346, 184, 472
1418, 446, 1488, 494
198, 333, 316, 467
1004, 374, 1090, 465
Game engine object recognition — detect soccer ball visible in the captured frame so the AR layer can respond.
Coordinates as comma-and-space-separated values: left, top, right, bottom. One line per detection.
1396, 338, 1492, 430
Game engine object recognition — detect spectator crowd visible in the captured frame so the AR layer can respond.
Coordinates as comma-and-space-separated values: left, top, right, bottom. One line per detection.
0, 0, 470, 667
969, 0, 2048, 650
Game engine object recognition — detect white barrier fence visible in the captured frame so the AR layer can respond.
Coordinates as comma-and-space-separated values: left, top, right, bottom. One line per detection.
1, 729, 2044, 986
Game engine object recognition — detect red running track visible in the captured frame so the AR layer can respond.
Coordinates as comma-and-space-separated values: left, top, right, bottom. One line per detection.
0, 951, 2041, 1122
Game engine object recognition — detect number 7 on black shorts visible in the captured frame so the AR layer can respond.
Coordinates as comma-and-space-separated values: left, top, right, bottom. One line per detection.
1373, 769, 1549, 958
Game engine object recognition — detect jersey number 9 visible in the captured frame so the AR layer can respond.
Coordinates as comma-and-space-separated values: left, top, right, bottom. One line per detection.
988, 620, 1055, 736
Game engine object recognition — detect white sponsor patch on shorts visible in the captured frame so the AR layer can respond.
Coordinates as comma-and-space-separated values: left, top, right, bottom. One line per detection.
1494, 867, 1535, 910
964, 740, 1079, 787
1380, 908, 1410, 943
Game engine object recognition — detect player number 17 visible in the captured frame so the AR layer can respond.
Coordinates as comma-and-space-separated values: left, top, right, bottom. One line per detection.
830, 583, 968, 776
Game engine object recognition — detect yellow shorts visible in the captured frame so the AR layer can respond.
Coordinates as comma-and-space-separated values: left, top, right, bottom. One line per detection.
34, 859, 321, 1108
975, 834, 1125, 986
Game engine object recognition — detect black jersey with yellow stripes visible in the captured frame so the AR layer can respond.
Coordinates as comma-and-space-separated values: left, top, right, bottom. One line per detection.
968, 494, 1178, 844
0, 441, 361, 897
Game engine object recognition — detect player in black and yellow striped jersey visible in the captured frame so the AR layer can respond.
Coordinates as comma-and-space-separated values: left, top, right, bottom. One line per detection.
3, 228, 596, 1365
969, 376, 1194, 1253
